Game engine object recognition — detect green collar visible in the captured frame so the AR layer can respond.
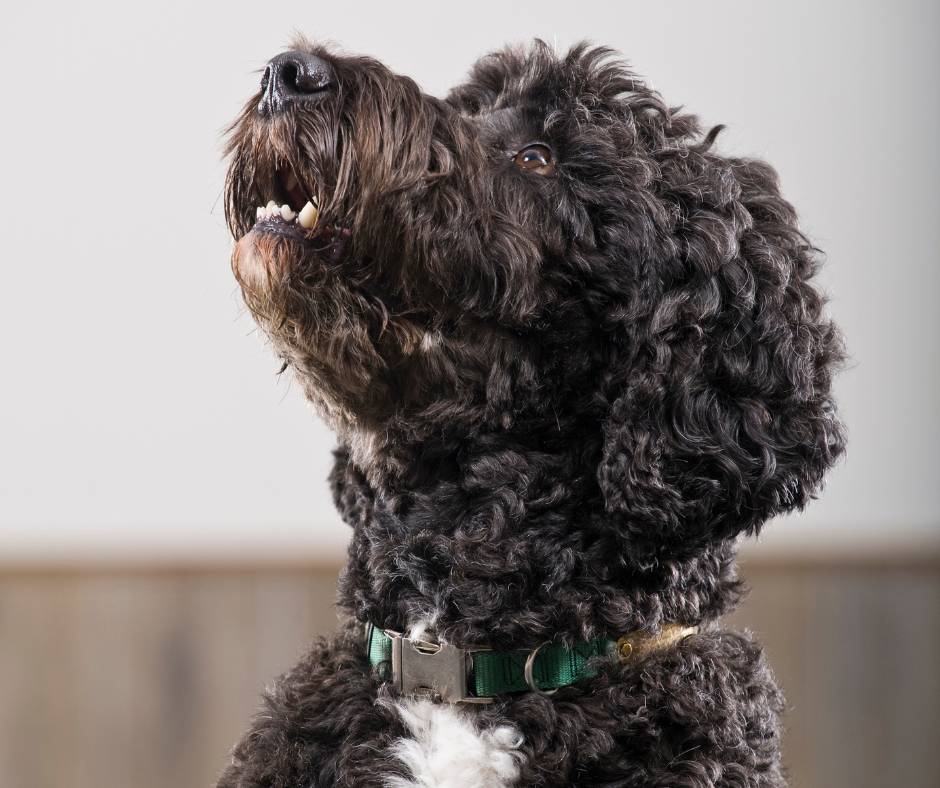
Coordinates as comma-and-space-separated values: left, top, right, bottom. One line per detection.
366, 623, 696, 703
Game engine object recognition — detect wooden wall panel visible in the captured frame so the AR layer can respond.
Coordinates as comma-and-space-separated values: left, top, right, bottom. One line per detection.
1, 560, 936, 788
727, 563, 940, 788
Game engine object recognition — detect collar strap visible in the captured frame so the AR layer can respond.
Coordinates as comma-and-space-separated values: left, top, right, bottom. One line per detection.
366, 623, 697, 704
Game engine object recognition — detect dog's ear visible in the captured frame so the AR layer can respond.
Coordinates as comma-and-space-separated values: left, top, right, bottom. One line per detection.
597, 150, 845, 567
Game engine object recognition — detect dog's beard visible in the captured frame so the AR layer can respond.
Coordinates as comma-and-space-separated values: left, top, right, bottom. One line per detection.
232, 229, 432, 436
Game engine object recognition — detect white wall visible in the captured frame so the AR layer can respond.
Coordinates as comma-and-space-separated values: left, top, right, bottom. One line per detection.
1, 0, 937, 563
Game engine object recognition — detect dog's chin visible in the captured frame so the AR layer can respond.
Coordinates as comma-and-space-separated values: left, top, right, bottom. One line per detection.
232, 223, 311, 299
233, 209, 353, 290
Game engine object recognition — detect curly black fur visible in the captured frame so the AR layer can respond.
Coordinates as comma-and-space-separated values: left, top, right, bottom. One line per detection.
221, 38, 844, 787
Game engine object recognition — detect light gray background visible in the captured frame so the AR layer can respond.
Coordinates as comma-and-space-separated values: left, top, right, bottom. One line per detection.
1, 0, 937, 562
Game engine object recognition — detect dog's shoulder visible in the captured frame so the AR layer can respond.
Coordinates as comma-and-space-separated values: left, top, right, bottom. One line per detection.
508, 630, 787, 787
215, 624, 409, 788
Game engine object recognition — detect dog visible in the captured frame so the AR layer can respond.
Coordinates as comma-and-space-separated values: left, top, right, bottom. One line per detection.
220, 38, 844, 788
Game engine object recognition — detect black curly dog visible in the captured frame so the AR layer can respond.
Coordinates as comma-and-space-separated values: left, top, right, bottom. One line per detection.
221, 38, 844, 787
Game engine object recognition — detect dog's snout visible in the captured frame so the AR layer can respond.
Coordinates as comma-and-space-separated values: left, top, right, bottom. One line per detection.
258, 51, 335, 116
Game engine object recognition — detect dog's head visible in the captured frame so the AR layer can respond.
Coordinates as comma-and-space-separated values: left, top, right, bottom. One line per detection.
226, 40, 844, 566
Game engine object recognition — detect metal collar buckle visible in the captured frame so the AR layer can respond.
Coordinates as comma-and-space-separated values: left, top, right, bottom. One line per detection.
385, 630, 493, 704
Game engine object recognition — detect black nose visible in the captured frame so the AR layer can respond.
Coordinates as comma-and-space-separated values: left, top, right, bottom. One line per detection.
258, 51, 335, 116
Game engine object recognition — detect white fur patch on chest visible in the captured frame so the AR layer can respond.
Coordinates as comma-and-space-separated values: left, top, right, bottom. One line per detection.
383, 698, 525, 788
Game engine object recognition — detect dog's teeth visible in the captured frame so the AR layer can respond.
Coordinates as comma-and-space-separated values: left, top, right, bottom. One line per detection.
266, 200, 277, 211
298, 201, 318, 229
280, 205, 296, 221
256, 206, 264, 221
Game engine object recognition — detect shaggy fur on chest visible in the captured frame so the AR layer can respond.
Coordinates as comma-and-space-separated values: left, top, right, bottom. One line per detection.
384, 699, 524, 787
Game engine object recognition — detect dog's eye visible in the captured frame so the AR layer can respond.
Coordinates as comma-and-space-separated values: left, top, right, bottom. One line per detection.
513, 144, 555, 176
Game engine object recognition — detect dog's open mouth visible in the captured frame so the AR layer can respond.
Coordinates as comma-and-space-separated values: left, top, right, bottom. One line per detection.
252, 167, 319, 234
248, 165, 352, 258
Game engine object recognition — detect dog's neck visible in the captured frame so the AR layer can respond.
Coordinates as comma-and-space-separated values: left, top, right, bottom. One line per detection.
332, 427, 743, 649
